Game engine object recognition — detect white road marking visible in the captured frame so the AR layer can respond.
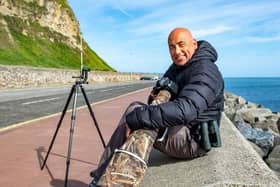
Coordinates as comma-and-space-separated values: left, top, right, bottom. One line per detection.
98, 88, 114, 92
22, 97, 61, 105
87, 88, 115, 94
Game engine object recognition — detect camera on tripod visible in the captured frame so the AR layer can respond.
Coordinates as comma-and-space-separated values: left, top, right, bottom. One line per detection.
41, 64, 105, 187
72, 67, 91, 84
41, 32, 106, 187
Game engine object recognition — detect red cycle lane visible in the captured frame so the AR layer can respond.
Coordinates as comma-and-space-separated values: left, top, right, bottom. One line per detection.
0, 88, 150, 187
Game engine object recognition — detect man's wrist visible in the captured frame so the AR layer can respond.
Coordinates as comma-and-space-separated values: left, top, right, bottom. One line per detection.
126, 109, 138, 130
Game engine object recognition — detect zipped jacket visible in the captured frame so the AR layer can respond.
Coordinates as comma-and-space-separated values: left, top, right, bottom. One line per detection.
126, 40, 224, 130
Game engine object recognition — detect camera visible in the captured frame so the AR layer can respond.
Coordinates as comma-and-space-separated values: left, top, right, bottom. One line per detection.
152, 77, 178, 98
72, 67, 90, 84
81, 67, 90, 84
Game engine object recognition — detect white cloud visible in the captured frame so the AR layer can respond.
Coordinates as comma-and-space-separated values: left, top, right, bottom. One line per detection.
117, 0, 171, 9
114, 4, 133, 18
193, 26, 234, 38
246, 35, 280, 43
124, 0, 280, 38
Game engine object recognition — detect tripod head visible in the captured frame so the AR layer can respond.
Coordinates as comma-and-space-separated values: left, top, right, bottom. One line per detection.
72, 67, 91, 84
81, 67, 90, 84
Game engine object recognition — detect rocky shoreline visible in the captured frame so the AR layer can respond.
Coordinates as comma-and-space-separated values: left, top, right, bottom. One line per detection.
224, 91, 280, 174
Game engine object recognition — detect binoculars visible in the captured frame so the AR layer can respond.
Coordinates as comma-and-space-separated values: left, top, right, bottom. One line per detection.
199, 120, 222, 151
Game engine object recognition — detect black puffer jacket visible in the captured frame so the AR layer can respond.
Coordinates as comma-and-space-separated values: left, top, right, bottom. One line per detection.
126, 40, 224, 131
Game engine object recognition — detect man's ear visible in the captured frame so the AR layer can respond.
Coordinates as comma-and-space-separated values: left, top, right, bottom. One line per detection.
192, 39, 198, 50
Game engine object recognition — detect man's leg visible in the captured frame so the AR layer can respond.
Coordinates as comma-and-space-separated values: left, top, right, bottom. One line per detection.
154, 125, 205, 159
90, 101, 146, 181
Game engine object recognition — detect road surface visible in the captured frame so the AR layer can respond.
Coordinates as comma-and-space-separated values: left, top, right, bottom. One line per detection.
0, 81, 154, 128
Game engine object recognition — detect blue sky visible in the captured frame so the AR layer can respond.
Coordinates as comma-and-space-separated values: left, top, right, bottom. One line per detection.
68, 0, 280, 77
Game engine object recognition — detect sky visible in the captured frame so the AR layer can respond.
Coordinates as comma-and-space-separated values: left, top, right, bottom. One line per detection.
68, 0, 280, 77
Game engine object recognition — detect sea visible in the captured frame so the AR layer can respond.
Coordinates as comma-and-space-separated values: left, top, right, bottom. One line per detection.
224, 78, 280, 112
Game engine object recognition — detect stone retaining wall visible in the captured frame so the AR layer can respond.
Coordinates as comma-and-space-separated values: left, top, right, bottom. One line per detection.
0, 65, 142, 89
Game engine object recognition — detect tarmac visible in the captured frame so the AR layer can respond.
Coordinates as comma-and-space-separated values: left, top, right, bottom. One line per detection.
0, 87, 280, 187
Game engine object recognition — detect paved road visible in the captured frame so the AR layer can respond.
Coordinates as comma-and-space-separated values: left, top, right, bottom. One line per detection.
0, 81, 154, 128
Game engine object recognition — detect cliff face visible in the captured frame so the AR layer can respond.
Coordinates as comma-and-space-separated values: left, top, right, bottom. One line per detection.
0, 0, 114, 71
0, 0, 79, 47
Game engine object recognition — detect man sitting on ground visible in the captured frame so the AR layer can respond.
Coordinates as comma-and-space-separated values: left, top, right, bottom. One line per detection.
89, 27, 224, 186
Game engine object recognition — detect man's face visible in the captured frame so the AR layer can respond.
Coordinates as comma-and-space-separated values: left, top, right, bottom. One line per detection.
168, 29, 197, 66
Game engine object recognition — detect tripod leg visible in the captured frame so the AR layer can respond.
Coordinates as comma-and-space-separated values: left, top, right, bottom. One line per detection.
64, 85, 79, 187
80, 85, 106, 148
41, 85, 75, 170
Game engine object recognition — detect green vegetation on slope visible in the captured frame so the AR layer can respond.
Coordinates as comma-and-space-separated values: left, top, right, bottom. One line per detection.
0, 15, 114, 71
0, 2, 114, 71
12, 0, 48, 16
55, 0, 69, 9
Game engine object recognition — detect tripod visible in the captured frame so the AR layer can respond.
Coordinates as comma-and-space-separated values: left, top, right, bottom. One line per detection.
41, 68, 106, 187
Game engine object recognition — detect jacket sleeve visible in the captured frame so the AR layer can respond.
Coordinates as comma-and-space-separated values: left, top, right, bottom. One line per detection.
126, 62, 223, 131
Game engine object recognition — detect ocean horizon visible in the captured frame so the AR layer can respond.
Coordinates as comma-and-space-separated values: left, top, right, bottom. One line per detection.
224, 77, 280, 112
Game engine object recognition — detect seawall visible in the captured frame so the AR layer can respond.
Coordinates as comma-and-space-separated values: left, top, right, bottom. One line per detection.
141, 113, 280, 186
0, 65, 142, 89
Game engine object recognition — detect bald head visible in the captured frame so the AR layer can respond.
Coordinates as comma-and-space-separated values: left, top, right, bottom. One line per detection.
168, 28, 197, 66
168, 28, 194, 42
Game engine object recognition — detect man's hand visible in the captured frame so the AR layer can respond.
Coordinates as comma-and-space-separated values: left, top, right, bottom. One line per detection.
147, 92, 157, 104
151, 90, 171, 105
125, 124, 131, 139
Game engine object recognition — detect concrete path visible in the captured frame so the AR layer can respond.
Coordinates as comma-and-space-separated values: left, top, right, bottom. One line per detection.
0, 88, 280, 187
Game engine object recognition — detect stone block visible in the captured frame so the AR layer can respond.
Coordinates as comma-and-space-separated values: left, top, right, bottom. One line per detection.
266, 145, 280, 172
237, 108, 273, 124
249, 141, 266, 158
254, 119, 280, 135
237, 96, 246, 105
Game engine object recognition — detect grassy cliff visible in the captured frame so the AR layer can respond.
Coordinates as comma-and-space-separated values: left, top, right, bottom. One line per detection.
0, 0, 115, 71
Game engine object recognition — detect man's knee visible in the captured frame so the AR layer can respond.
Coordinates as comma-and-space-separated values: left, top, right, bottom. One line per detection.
125, 101, 146, 115
169, 126, 189, 139
153, 126, 193, 158
167, 126, 190, 151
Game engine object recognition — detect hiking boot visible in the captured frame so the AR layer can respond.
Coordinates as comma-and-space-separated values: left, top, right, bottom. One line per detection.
89, 177, 98, 187
90, 169, 97, 178
89, 169, 100, 187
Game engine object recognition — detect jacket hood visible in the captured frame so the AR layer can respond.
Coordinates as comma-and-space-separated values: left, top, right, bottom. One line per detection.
171, 40, 218, 70
190, 40, 218, 64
